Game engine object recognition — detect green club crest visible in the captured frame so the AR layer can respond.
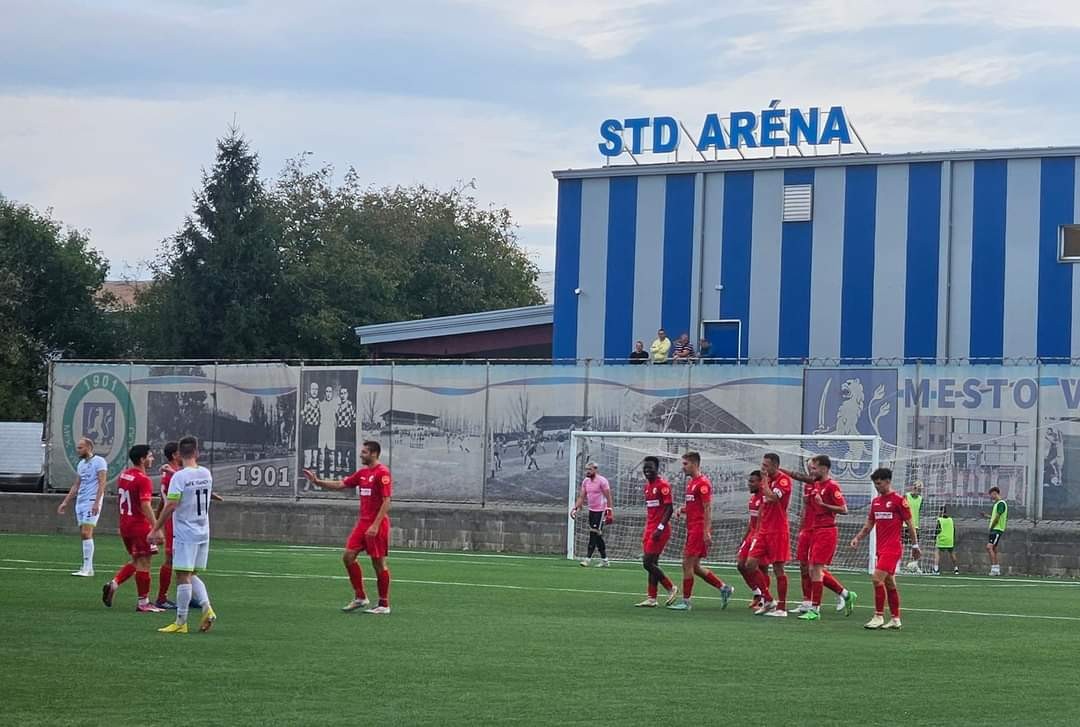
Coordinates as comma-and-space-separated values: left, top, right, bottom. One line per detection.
62, 371, 136, 480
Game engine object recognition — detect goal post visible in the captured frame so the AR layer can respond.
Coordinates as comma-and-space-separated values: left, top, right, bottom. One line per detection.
567, 431, 881, 574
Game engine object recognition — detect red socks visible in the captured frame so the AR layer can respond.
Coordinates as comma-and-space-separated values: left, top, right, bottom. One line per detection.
377, 569, 391, 608
346, 561, 367, 600
886, 587, 900, 618
702, 571, 725, 590
775, 572, 788, 610
648, 582, 658, 599
811, 580, 824, 607
113, 562, 136, 585
822, 570, 844, 595
135, 570, 151, 600
874, 583, 886, 614
801, 572, 811, 600
157, 563, 172, 601
659, 575, 673, 591
757, 571, 773, 602
740, 567, 758, 591
683, 577, 695, 599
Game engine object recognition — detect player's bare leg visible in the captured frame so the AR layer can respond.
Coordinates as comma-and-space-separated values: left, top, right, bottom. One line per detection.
364, 555, 391, 615
672, 556, 733, 610
341, 548, 370, 611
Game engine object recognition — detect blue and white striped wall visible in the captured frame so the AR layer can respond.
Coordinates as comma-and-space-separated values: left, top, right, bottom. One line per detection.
552, 149, 1080, 363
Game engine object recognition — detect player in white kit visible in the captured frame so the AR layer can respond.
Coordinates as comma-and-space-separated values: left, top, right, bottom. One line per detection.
56, 437, 108, 576
150, 436, 217, 634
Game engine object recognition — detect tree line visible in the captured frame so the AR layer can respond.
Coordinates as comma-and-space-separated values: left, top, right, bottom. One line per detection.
0, 129, 544, 420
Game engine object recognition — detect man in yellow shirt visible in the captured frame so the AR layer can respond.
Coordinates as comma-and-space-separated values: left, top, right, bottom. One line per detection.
650, 329, 671, 364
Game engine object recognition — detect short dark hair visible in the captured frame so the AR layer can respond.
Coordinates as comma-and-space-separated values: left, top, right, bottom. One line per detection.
643, 456, 660, 468
164, 441, 179, 461
362, 440, 381, 456
749, 470, 762, 479
128, 444, 151, 465
939, 505, 949, 516
178, 436, 198, 458
683, 451, 700, 465
989, 486, 1001, 495
870, 467, 892, 483
811, 454, 832, 469
763, 453, 780, 466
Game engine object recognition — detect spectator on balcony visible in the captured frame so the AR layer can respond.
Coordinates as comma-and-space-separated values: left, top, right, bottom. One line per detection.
698, 338, 712, 360
650, 329, 671, 364
629, 340, 649, 364
672, 333, 695, 363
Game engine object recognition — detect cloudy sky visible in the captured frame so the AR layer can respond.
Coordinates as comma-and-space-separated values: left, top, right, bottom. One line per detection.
4, 0, 1080, 282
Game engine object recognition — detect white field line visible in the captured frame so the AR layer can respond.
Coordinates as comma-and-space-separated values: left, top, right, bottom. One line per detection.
2, 561, 1079, 623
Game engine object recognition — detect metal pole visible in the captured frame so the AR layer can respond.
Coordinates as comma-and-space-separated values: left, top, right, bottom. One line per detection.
43, 359, 55, 491
481, 360, 491, 509
566, 433, 579, 560
1034, 362, 1042, 524
869, 436, 881, 574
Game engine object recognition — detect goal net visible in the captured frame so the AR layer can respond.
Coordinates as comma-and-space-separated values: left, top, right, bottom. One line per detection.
567, 432, 882, 573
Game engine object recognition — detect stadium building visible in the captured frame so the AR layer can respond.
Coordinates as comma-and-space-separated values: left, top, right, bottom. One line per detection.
551, 112, 1080, 364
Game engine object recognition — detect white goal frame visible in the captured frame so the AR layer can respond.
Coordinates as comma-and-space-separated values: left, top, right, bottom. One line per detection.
567, 431, 881, 573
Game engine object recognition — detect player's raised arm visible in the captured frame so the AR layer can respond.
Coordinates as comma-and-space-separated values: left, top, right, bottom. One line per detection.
780, 467, 814, 484
302, 469, 348, 490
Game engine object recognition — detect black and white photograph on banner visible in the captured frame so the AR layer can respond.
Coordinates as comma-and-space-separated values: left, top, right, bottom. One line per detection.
142, 364, 297, 497
298, 368, 358, 495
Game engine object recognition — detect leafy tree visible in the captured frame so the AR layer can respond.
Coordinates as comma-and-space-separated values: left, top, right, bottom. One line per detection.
0, 197, 121, 420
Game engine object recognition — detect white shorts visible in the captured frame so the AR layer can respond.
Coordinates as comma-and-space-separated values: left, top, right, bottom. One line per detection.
75, 504, 100, 527
173, 540, 210, 572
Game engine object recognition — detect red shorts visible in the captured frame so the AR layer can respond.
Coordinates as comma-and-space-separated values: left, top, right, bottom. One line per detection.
642, 528, 672, 556
164, 517, 174, 556
875, 551, 902, 575
346, 519, 390, 559
683, 527, 709, 558
748, 531, 788, 564
796, 529, 813, 563
808, 527, 839, 565
737, 536, 753, 562
121, 527, 154, 558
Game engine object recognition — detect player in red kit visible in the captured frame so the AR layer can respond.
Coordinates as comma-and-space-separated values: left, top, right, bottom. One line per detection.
634, 456, 678, 608
668, 451, 734, 611
792, 455, 853, 621
736, 470, 771, 609
102, 445, 163, 612
851, 467, 920, 630
746, 453, 792, 617
305, 440, 393, 614
786, 457, 856, 617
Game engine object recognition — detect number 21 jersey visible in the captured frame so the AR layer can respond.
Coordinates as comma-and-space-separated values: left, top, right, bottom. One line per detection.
167, 465, 214, 543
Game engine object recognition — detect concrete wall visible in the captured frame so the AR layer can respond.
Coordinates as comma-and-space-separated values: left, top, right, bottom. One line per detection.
3, 494, 1076, 577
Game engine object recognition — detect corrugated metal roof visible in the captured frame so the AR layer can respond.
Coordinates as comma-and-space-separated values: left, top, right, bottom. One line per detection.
354, 304, 553, 345
553, 145, 1080, 180
0, 422, 45, 475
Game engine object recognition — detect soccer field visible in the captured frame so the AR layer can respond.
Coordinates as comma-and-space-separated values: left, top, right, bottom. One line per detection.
3, 534, 1079, 726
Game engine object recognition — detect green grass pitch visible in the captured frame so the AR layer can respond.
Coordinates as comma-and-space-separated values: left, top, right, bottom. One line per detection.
2, 533, 1079, 726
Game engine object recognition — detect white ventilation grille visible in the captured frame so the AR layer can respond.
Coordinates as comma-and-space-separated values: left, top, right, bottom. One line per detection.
783, 184, 813, 222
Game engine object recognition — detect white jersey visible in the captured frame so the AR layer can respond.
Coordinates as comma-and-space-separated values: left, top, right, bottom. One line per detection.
75, 455, 108, 507
167, 465, 213, 543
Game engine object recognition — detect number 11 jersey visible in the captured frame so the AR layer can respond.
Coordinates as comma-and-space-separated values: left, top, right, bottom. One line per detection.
167, 465, 214, 543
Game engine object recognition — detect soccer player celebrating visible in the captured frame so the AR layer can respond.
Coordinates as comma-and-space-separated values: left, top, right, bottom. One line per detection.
668, 451, 733, 611
634, 456, 678, 608
850, 467, 919, 630
795, 455, 852, 621
746, 453, 792, 617
736, 471, 771, 609
56, 437, 107, 577
570, 462, 613, 567
103, 445, 164, 612
303, 440, 393, 615
150, 436, 217, 634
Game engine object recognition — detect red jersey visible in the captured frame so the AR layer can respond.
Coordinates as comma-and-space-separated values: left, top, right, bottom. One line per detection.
644, 477, 673, 530
683, 475, 711, 529
160, 465, 175, 501
758, 472, 792, 535
117, 466, 154, 536
870, 491, 911, 556
798, 481, 816, 532
809, 478, 846, 528
343, 463, 393, 524
747, 491, 764, 533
